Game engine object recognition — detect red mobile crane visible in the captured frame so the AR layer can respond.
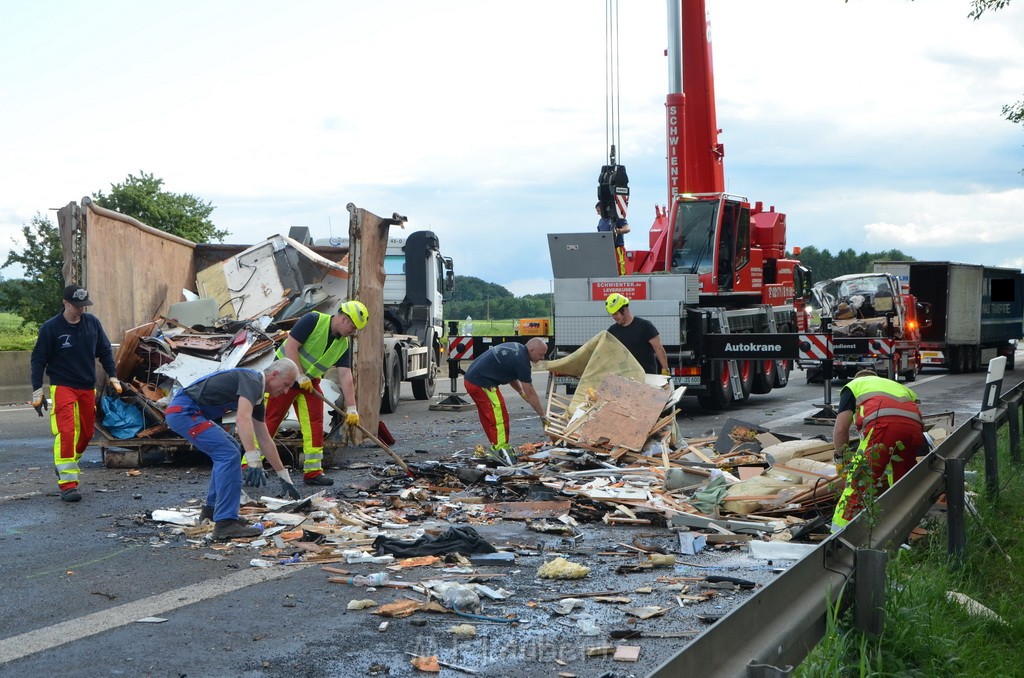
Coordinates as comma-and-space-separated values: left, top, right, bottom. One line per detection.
552, 0, 809, 409
628, 1, 807, 304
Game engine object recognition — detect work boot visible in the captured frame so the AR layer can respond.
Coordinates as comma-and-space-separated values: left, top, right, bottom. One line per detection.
485, 447, 516, 466
199, 505, 214, 522
304, 473, 334, 486
211, 519, 262, 541
61, 487, 82, 503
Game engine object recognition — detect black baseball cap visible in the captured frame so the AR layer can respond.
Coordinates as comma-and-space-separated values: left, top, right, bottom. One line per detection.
63, 285, 93, 307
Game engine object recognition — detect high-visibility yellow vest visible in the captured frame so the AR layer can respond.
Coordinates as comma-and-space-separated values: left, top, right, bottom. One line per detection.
846, 375, 922, 430
276, 312, 348, 378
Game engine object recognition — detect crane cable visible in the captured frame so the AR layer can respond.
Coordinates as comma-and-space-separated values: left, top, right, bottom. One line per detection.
604, 0, 621, 166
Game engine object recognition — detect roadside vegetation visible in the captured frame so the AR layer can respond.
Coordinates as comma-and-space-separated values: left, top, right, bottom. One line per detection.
798, 426, 1024, 676
0, 312, 37, 350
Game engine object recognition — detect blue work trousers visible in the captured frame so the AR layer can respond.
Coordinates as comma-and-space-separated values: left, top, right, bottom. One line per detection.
166, 397, 243, 523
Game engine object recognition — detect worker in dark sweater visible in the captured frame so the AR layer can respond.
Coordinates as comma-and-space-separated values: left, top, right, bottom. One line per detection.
604, 293, 670, 375
30, 285, 122, 502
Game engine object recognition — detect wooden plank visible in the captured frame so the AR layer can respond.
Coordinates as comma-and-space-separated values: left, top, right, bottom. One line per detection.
578, 374, 669, 451
112, 321, 159, 382
484, 500, 571, 520
348, 206, 389, 441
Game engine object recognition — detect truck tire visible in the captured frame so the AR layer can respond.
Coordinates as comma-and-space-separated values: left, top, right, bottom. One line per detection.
751, 359, 776, 394
947, 346, 961, 373
1008, 349, 1016, 371
738, 360, 754, 400
697, 361, 733, 411
412, 353, 437, 400
904, 355, 920, 382
383, 310, 404, 334
381, 356, 401, 414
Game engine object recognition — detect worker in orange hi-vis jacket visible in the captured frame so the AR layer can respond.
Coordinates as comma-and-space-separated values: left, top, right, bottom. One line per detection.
831, 369, 925, 532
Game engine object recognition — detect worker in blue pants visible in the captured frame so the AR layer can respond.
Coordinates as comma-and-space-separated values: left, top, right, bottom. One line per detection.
166, 360, 301, 540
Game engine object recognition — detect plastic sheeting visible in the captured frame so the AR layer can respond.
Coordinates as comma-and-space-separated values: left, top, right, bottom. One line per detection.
540, 331, 645, 415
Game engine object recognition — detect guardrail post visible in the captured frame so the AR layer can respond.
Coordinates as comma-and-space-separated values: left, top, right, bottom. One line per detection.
979, 357, 1006, 499
945, 457, 966, 562
982, 420, 999, 499
853, 547, 887, 635
1008, 393, 1021, 464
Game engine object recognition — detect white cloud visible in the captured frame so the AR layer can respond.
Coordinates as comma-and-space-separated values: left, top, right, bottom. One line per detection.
1, 0, 1022, 291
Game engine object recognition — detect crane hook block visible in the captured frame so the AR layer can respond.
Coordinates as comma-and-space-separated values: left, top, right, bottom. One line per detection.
597, 163, 630, 221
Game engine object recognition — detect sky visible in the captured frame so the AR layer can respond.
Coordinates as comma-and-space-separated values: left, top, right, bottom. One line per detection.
1, 0, 1022, 296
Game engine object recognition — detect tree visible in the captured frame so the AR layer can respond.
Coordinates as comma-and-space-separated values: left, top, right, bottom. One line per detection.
93, 171, 227, 243
968, 0, 1013, 19
796, 246, 916, 282
0, 278, 33, 314
445, 275, 552, 321
1, 214, 64, 326
969, 1, 1023, 174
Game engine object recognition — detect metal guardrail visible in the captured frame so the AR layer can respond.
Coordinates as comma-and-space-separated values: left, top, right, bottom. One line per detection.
651, 364, 1024, 677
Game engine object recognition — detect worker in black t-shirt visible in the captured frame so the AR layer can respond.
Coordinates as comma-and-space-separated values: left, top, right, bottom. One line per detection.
604, 293, 669, 376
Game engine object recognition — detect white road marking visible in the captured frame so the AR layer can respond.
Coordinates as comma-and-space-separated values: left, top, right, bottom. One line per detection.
0, 491, 43, 502
0, 565, 302, 665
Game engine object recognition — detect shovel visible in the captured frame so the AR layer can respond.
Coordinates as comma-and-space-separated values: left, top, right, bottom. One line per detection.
308, 388, 414, 477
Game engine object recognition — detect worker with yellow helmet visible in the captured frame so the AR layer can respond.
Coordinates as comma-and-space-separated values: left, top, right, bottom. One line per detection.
249, 299, 369, 486
605, 293, 670, 376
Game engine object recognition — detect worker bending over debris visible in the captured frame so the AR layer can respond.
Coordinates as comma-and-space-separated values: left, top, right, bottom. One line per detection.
463, 338, 549, 464
250, 300, 369, 486
604, 293, 670, 376
166, 360, 301, 541
30, 285, 123, 503
831, 369, 924, 532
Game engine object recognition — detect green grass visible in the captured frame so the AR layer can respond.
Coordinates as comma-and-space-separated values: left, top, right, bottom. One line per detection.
446, 318, 551, 336
798, 426, 1024, 676
0, 312, 37, 350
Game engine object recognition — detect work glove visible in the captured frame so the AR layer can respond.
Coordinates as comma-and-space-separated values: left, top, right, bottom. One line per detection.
31, 388, 48, 417
345, 406, 360, 427
242, 451, 267, 487
276, 469, 300, 500
108, 377, 123, 394
295, 375, 314, 393
660, 368, 671, 377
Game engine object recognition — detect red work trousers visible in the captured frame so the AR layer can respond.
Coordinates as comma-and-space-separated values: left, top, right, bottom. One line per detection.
465, 380, 511, 450
264, 380, 326, 479
834, 418, 925, 527
51, 385, 96, 490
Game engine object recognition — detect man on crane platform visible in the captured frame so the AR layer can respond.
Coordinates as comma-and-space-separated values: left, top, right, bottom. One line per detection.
596, 202, 630, 275
831, 369, 925, 532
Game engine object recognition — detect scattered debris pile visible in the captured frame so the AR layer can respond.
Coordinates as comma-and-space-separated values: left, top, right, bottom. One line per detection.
95, 236, 349, 445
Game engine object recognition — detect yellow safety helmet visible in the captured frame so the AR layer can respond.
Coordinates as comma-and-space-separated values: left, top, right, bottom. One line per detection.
605, 293, 629, 315
339, 300, 369, 330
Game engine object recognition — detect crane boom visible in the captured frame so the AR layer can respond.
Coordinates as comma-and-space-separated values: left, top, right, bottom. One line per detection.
667, 0, 724, 199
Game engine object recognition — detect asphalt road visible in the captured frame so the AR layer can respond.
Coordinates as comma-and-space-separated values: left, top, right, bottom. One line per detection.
0, 361, 1017, 678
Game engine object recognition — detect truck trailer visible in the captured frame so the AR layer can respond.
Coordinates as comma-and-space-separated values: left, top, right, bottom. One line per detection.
873, 261, 1022, 372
